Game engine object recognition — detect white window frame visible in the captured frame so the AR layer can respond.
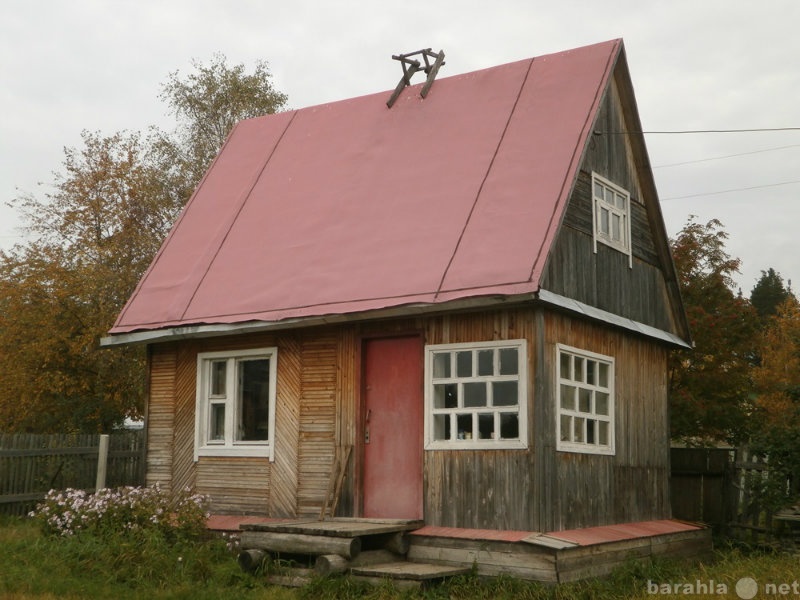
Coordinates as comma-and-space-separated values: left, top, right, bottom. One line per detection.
424, 339, 528, 451
194, 347, 278, 461
591, 172, 632, 267
556, 344, 615, 455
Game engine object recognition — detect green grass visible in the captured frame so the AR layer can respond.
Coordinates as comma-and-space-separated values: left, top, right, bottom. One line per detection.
1, 516, 798, 600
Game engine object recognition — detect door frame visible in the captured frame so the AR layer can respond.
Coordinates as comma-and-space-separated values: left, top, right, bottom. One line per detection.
355, 330, 424, 518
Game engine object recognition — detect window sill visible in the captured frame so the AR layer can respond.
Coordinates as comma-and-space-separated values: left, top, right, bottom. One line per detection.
425, 440, 527, 451
195, 444, 273, 460
556, 443, 615, 456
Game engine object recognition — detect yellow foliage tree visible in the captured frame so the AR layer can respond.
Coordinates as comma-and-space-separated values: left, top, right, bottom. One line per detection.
0, 55, 287, 433
753, 296, 800, 426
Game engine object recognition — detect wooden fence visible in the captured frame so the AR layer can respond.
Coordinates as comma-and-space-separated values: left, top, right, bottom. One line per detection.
670, 446, 734, 535
671, 446, 796, 544
0, 431, 145, 516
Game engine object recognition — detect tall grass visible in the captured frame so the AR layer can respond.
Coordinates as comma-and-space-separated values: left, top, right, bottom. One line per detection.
1, 515, 797, 599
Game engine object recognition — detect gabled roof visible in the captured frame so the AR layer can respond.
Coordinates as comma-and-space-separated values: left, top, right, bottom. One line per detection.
109, 40, 623, 337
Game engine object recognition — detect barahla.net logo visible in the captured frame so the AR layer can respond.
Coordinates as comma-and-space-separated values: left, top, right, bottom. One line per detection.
647, 577, 800, 598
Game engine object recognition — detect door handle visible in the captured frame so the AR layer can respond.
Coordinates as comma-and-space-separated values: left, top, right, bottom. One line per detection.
365, 425, 370, 444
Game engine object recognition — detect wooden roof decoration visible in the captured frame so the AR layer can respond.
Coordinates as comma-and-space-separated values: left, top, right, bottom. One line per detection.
386, 48, 446, 108
107, 39, 682, 343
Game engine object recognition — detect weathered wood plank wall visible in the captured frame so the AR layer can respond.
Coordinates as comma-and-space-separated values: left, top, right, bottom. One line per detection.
147, 346, 177, 493
296, 334, 338, 516
537, 310, 671, 531
420, 309, 536, 529
542, 76, 677, 335
146, 303, 670, 528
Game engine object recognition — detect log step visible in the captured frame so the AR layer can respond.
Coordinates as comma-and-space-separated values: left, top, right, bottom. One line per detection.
351, 561, 470, 581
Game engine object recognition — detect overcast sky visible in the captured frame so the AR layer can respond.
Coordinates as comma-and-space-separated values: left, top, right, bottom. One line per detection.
2, 0, 799, 293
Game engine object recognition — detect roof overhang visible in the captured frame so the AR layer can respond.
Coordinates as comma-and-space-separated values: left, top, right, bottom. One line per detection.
100, 289, 689, 350
537, 289, 691, 349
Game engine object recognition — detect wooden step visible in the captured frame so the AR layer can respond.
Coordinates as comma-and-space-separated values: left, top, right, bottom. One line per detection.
351, 561, 470, 580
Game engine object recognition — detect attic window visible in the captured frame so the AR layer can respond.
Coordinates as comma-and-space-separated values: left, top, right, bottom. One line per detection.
386, 48, 446, 108
591, 172, 632, 265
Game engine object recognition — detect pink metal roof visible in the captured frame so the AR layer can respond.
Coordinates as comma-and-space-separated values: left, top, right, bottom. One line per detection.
110, 40, 621, 335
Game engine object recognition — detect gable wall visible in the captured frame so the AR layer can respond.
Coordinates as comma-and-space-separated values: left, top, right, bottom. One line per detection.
146, 306, 670, 527
542, 77, 678, 335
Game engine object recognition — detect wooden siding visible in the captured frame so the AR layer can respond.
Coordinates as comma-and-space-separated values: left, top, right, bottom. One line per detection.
536, 309, 671, 531
542, 76, 679, 336
421, 310, 537, 529
297, 334, 338, 516
581, 77, 644, 208
270, 333, 301, 517
146, 346, 176, 492
171, 344, 197, 493
146, 306, 670, 529
196, 457, 270, 514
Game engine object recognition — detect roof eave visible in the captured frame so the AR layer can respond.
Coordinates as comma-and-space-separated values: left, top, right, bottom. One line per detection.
99, 293, 537, 348
101, 288, 689, 350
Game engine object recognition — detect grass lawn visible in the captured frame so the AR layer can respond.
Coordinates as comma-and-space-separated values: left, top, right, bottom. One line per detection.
1, 516, 798, 599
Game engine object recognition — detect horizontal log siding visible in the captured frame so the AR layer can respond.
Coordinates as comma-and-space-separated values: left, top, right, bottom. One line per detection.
296, 335, 338, 516
146, 345, 176, 492
196, 457, 270, 514
539, 310, 671, 531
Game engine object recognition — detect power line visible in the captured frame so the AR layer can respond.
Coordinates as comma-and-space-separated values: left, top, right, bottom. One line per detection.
661, 179, 800, 201
598, 127, 800, 135
653, 144, 800, 168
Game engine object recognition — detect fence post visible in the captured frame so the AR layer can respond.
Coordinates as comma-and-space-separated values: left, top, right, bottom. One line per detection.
95, 434, 109, 491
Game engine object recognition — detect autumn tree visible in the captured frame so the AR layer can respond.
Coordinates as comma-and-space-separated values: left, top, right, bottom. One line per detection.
0, 131, 173, 432
0, 56, 286, 433
668, 217, 760, 444
749, 295, 800, 504
154, 53, 288, 197
750, 267, 792, 321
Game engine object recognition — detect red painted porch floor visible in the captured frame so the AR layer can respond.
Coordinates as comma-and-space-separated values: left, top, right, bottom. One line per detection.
207, 515, 295, 532
544, 519, 702, 546
410, 519, 702, 547
210, 515, 702, 547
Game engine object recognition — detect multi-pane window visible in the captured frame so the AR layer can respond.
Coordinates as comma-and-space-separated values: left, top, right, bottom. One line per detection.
592, 172, 631, 259
425, 340, 527, 450
557, 344, 614, 455
195, 347, 278, 460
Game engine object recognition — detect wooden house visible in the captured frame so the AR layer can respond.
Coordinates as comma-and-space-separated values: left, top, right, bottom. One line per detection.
103, 39, 704, 579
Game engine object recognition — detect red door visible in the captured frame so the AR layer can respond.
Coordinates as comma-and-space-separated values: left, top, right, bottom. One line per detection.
362, 336, 423, 519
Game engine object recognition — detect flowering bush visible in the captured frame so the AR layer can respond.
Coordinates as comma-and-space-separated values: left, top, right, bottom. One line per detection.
29, 484, 209, 542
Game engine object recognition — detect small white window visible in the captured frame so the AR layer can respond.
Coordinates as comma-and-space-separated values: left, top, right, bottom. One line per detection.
425, 340, 527, 450
592, 172, 632, 264
556, 344, 615, 455
195, 347, 278, 460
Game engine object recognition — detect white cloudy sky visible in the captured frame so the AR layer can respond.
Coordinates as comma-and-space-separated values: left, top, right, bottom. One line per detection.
2, 0, 799, 293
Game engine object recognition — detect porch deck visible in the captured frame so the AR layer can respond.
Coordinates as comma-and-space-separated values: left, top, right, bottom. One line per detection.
211, 516, 711, 586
